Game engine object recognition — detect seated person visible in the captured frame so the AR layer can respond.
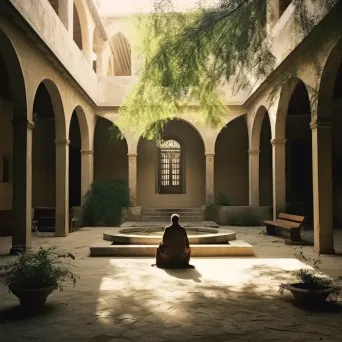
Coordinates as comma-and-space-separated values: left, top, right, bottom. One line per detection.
156, 214, 191, 268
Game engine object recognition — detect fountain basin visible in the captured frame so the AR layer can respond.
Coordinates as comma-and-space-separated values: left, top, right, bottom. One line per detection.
104, 227, 236, 245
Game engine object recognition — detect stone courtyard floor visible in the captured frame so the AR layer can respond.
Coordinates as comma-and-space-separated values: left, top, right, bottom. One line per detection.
1, 227, 342, 342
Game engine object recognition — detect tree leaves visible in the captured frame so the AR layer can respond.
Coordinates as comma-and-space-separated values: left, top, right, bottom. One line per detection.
115, 0, 341, 141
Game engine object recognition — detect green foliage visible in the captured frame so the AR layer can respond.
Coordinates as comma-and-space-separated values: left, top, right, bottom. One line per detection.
0, 247, 78, 291
215, 192, 231, 206
108, 124, 125, 144
279, 248, 342, 298
204, 202, 218, 220
81, 180, 130, 227
115, 0, 341, 140
226, 211, 261, 226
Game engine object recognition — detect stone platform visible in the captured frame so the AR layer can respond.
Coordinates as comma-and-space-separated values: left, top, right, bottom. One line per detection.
90, 240, 254, 256
90, 222, 254, 257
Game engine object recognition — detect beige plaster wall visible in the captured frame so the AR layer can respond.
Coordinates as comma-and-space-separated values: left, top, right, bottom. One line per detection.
0, 98, 13, 210
137, 120, 205, 208
9, 0, 98, 101
215, 116, 249, 205
94, 118, 128, 182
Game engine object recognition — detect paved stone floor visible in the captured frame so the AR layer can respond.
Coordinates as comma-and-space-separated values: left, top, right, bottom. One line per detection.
1, 227, 342, 342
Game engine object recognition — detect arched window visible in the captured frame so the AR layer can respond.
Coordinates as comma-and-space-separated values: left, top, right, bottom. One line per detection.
158, 139, 183, 194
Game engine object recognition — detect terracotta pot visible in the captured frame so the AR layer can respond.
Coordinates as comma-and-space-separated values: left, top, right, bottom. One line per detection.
9, 284, 57, 309
284, 283, 333, 303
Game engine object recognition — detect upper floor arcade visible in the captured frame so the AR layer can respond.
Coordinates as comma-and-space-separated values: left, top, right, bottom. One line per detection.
0, 0, 339, 108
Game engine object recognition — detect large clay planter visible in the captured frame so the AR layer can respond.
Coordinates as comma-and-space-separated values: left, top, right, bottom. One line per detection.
284, 283, 333, 304
9, 284, 57, 309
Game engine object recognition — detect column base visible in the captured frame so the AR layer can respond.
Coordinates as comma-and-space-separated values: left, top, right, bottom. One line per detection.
10, 245, 27, 255
55, 232, 68, 237
314, 248, 335, 255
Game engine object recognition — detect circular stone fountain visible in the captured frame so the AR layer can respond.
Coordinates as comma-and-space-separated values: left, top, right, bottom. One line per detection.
103, 227, 236, 245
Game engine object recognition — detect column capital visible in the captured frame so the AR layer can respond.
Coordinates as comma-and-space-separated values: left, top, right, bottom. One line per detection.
81, 149, 94, 155
248, 149, 260, 155
270, 139, 286, 146
310, 118, 333, 130
128, 153, 138, 157
55, 138, 70, 145
12, 117, 34, 129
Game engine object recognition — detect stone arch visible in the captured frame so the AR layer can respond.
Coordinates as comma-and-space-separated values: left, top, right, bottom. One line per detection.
281, 78, 313, 220
137, 117, 207, 154
317, 37, 342, 119
73, 1, 83, 50
250, 105, 268, 150
68, 108, 83, 207
274, 77, 311, 139
33, 79, 66, 139
215, 115, 249, 205
250, 106, 272, 206
93, 26, 103, 73
0, 29, 27, 117
74, 0, 93, 56
94, 116, 128, 182
317, 37, 342, 228
70, 105, 91, 151
137, 118, 205, 207
0, 27, 28, 219
110, 32, 132, 76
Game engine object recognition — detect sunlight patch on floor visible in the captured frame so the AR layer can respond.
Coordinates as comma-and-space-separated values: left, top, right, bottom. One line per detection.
95, 257, 310, 324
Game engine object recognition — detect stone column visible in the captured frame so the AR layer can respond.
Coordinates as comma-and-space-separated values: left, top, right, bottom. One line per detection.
311, 119, 335, 254
11, 118, 34, 254
55, 138, 70, 236
80, 149, 94, 202
248, 149, 260, 206
205, 153, 215, 204
58, 0, 73, 36
271, 139, 286, 219
128, 153, 138, 206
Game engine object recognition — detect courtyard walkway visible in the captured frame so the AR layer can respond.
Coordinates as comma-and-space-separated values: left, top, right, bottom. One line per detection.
1, 227, 342, 342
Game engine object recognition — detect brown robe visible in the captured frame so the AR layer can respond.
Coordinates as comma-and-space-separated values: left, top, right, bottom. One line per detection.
156, 224, 191, 268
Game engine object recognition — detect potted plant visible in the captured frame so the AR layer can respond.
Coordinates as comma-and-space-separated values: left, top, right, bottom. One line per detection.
0, 246, 78, 310
279, 248, 341, 305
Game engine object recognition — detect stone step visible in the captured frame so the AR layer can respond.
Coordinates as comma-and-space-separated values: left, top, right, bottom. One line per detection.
142, 217, 202, 222
144, 208, 202, 213
90, 240, 254, 257
143, 214, 202, 218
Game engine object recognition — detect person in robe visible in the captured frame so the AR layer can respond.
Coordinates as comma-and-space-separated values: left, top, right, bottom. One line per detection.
156, 214, 192, 268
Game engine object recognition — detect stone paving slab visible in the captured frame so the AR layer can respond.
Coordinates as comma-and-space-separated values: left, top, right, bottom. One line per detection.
1, 227, 342, 341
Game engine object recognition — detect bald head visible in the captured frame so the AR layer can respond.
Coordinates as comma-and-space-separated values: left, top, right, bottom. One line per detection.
171, 214, 180, 224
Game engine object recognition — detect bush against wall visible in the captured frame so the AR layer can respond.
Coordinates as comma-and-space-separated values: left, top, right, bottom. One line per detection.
81, 180, 130, 227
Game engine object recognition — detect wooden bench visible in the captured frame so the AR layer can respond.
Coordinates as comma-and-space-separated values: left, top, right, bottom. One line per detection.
263, 213, 305, 242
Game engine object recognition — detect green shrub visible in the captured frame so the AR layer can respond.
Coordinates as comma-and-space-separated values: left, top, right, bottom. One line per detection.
0, 247, 77, 291
204, 203, 218, 220
81, 180, 130, 227
227, 211, 261, 226
215, 192, 231, 206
